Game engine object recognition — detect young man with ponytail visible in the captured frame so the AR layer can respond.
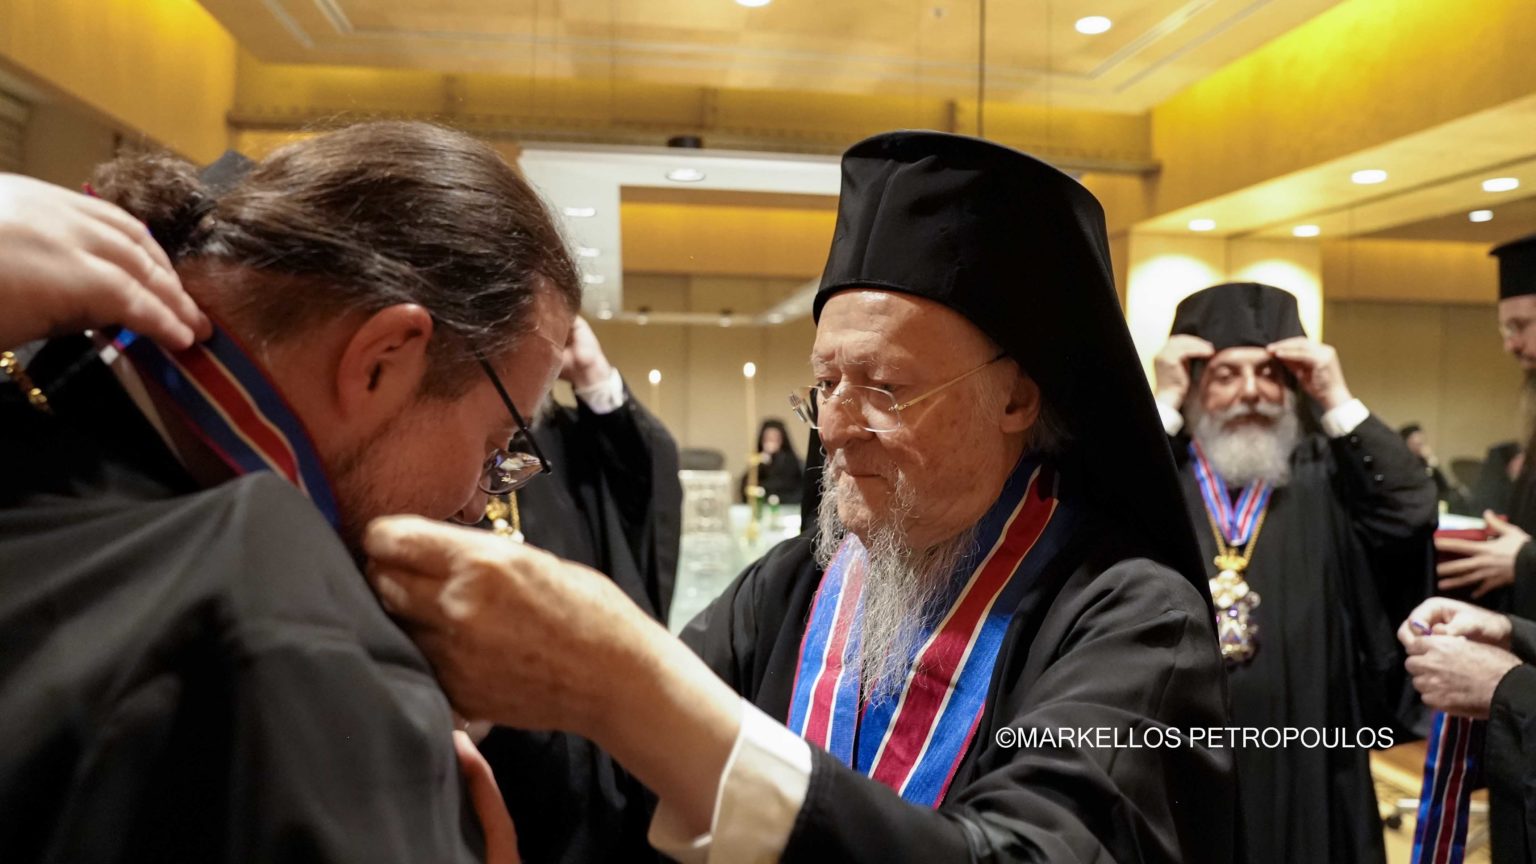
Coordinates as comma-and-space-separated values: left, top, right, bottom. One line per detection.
0, 122, 574, 863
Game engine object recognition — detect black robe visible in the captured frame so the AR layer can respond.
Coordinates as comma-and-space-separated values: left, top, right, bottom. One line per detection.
1487, 615, 1536, 863
1173, 414, 1437, 864
517, 389, 682, 622
509, 522, 1240, 863
0, 337, 483, 863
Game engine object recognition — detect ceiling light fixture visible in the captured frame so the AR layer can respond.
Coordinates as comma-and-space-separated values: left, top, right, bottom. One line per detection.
1188, 219, 1216, 232
583, 274, 606, 285
1075, 16, 1112, 35
666, 168, 706, 183
1351, 169, 1388, 185
1292, 225, 1321, 238
1470, 210, 1494, 223
1484, 177, 1520, 193
562, 206, 597, 218
735, 0, 771, 7
576, 246, 600, 258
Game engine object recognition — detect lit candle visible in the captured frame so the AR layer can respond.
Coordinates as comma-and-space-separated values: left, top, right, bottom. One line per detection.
743, 361, 760, 539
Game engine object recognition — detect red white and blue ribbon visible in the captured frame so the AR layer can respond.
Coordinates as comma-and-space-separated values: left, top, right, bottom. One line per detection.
1412, 711, 1485, 864
114, 326, 341, 531
786, 457, 1075, 807
1190, 441, 1273, 545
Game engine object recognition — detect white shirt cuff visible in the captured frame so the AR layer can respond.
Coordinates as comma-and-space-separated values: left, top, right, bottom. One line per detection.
1156, 400, 1185, 436
648, 699, 812, 864
574, 366, 626, 415
1320, 398, 1369, 438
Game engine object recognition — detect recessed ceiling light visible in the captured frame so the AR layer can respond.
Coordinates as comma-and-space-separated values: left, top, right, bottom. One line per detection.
562, 206, 597, 218
1292, 225, 1321, 238
1075, 16, 1112, 35
1470, 209, 1494, 223
576, 246, 600, 258
648, 369, 662, 385
1188, 219, 1216, 232
1351, 169, 1388, 185
583, 274, 606, 285
666, 168, 706, 183
743, 362, 757, 378
1484, 177, 1520, 193
736, 0, 770, 7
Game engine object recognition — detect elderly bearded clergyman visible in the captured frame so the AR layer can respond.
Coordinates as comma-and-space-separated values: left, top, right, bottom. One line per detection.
366, 131, 1241, 864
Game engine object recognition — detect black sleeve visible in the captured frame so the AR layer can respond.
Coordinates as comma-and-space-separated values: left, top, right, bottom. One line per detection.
1329, 414, 1441, 547
780, 562, 1237, 864
1486, 664, 1536, 863
1509, 615, 1536, 665
577, 383, 683, 619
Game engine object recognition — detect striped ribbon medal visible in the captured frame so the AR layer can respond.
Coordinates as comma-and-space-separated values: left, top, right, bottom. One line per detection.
114, 327, 342, 531
1190, 441, 1272, 664
1189, 441, 1273, 548
1412, 712, 1485, 864
786, 457, 1075, 807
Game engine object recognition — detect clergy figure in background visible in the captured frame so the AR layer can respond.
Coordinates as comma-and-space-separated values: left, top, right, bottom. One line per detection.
368, 131, 1239, 863
1436, 234, 1536, 617
1153, 282, 1438, 864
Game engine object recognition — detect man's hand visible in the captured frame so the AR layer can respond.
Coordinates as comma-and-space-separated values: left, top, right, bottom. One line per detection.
1404, 634, 1523, 719
365, 516, 741, 836
1152, 335, 1214, 411
1436, 511, 1530, 598
1398, 596, 1513, 649
0, 174, 210, 351
558, 316, 614, 391
453, 731, 520, 864
1267, 337, 1353, 412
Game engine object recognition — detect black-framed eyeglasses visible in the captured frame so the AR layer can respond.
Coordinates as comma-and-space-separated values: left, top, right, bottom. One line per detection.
477, 354, 552, 495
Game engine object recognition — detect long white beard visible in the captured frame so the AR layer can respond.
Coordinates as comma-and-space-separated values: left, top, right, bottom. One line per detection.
814, 453, 978, 702
1190, 393, 1299, 488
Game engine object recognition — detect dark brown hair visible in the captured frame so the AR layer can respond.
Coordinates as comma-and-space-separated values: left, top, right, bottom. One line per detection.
92, 121, 581, 396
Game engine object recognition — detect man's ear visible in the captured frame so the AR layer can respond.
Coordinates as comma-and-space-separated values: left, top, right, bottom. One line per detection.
335, 304, 435, 421
999, 369, 1042, 435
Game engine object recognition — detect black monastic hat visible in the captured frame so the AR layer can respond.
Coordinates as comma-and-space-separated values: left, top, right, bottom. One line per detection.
1492, 234, 1536, 300
1169, 282, 1306, 350
808, 130, 1204, 589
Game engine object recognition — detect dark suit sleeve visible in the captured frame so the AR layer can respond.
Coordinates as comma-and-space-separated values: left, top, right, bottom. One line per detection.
780, 562, 1236, 864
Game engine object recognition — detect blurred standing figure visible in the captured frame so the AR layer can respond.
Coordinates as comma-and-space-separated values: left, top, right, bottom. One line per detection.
742, 418, 804, 505
1399, 423, 1471, 514
1435, 235, 1536, 615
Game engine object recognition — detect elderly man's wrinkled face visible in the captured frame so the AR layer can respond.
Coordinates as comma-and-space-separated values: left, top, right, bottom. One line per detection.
1191, 345, 1297, 488
1499, 295, 1536, 371
811, 290, 1037, 552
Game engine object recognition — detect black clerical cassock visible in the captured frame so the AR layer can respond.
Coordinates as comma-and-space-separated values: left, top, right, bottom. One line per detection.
510, 131, 1239, 863
1167, 282, 1437, 864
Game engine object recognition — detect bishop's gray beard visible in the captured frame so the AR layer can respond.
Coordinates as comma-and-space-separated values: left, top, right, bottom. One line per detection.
1189, 393, 1299, 488
814, 453, 979, 702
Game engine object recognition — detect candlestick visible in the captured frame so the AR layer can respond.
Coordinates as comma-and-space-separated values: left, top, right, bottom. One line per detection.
743, 361, 760, 543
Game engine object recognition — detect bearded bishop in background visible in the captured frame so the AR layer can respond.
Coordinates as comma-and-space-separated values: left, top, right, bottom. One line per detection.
1152, 282, 1438, 864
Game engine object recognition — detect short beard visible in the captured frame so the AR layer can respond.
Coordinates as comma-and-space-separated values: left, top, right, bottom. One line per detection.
329, 414, 404, 556
1521, 371, 1536, 445
1189, 392, 1299, 488
814, 452, 979, 702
